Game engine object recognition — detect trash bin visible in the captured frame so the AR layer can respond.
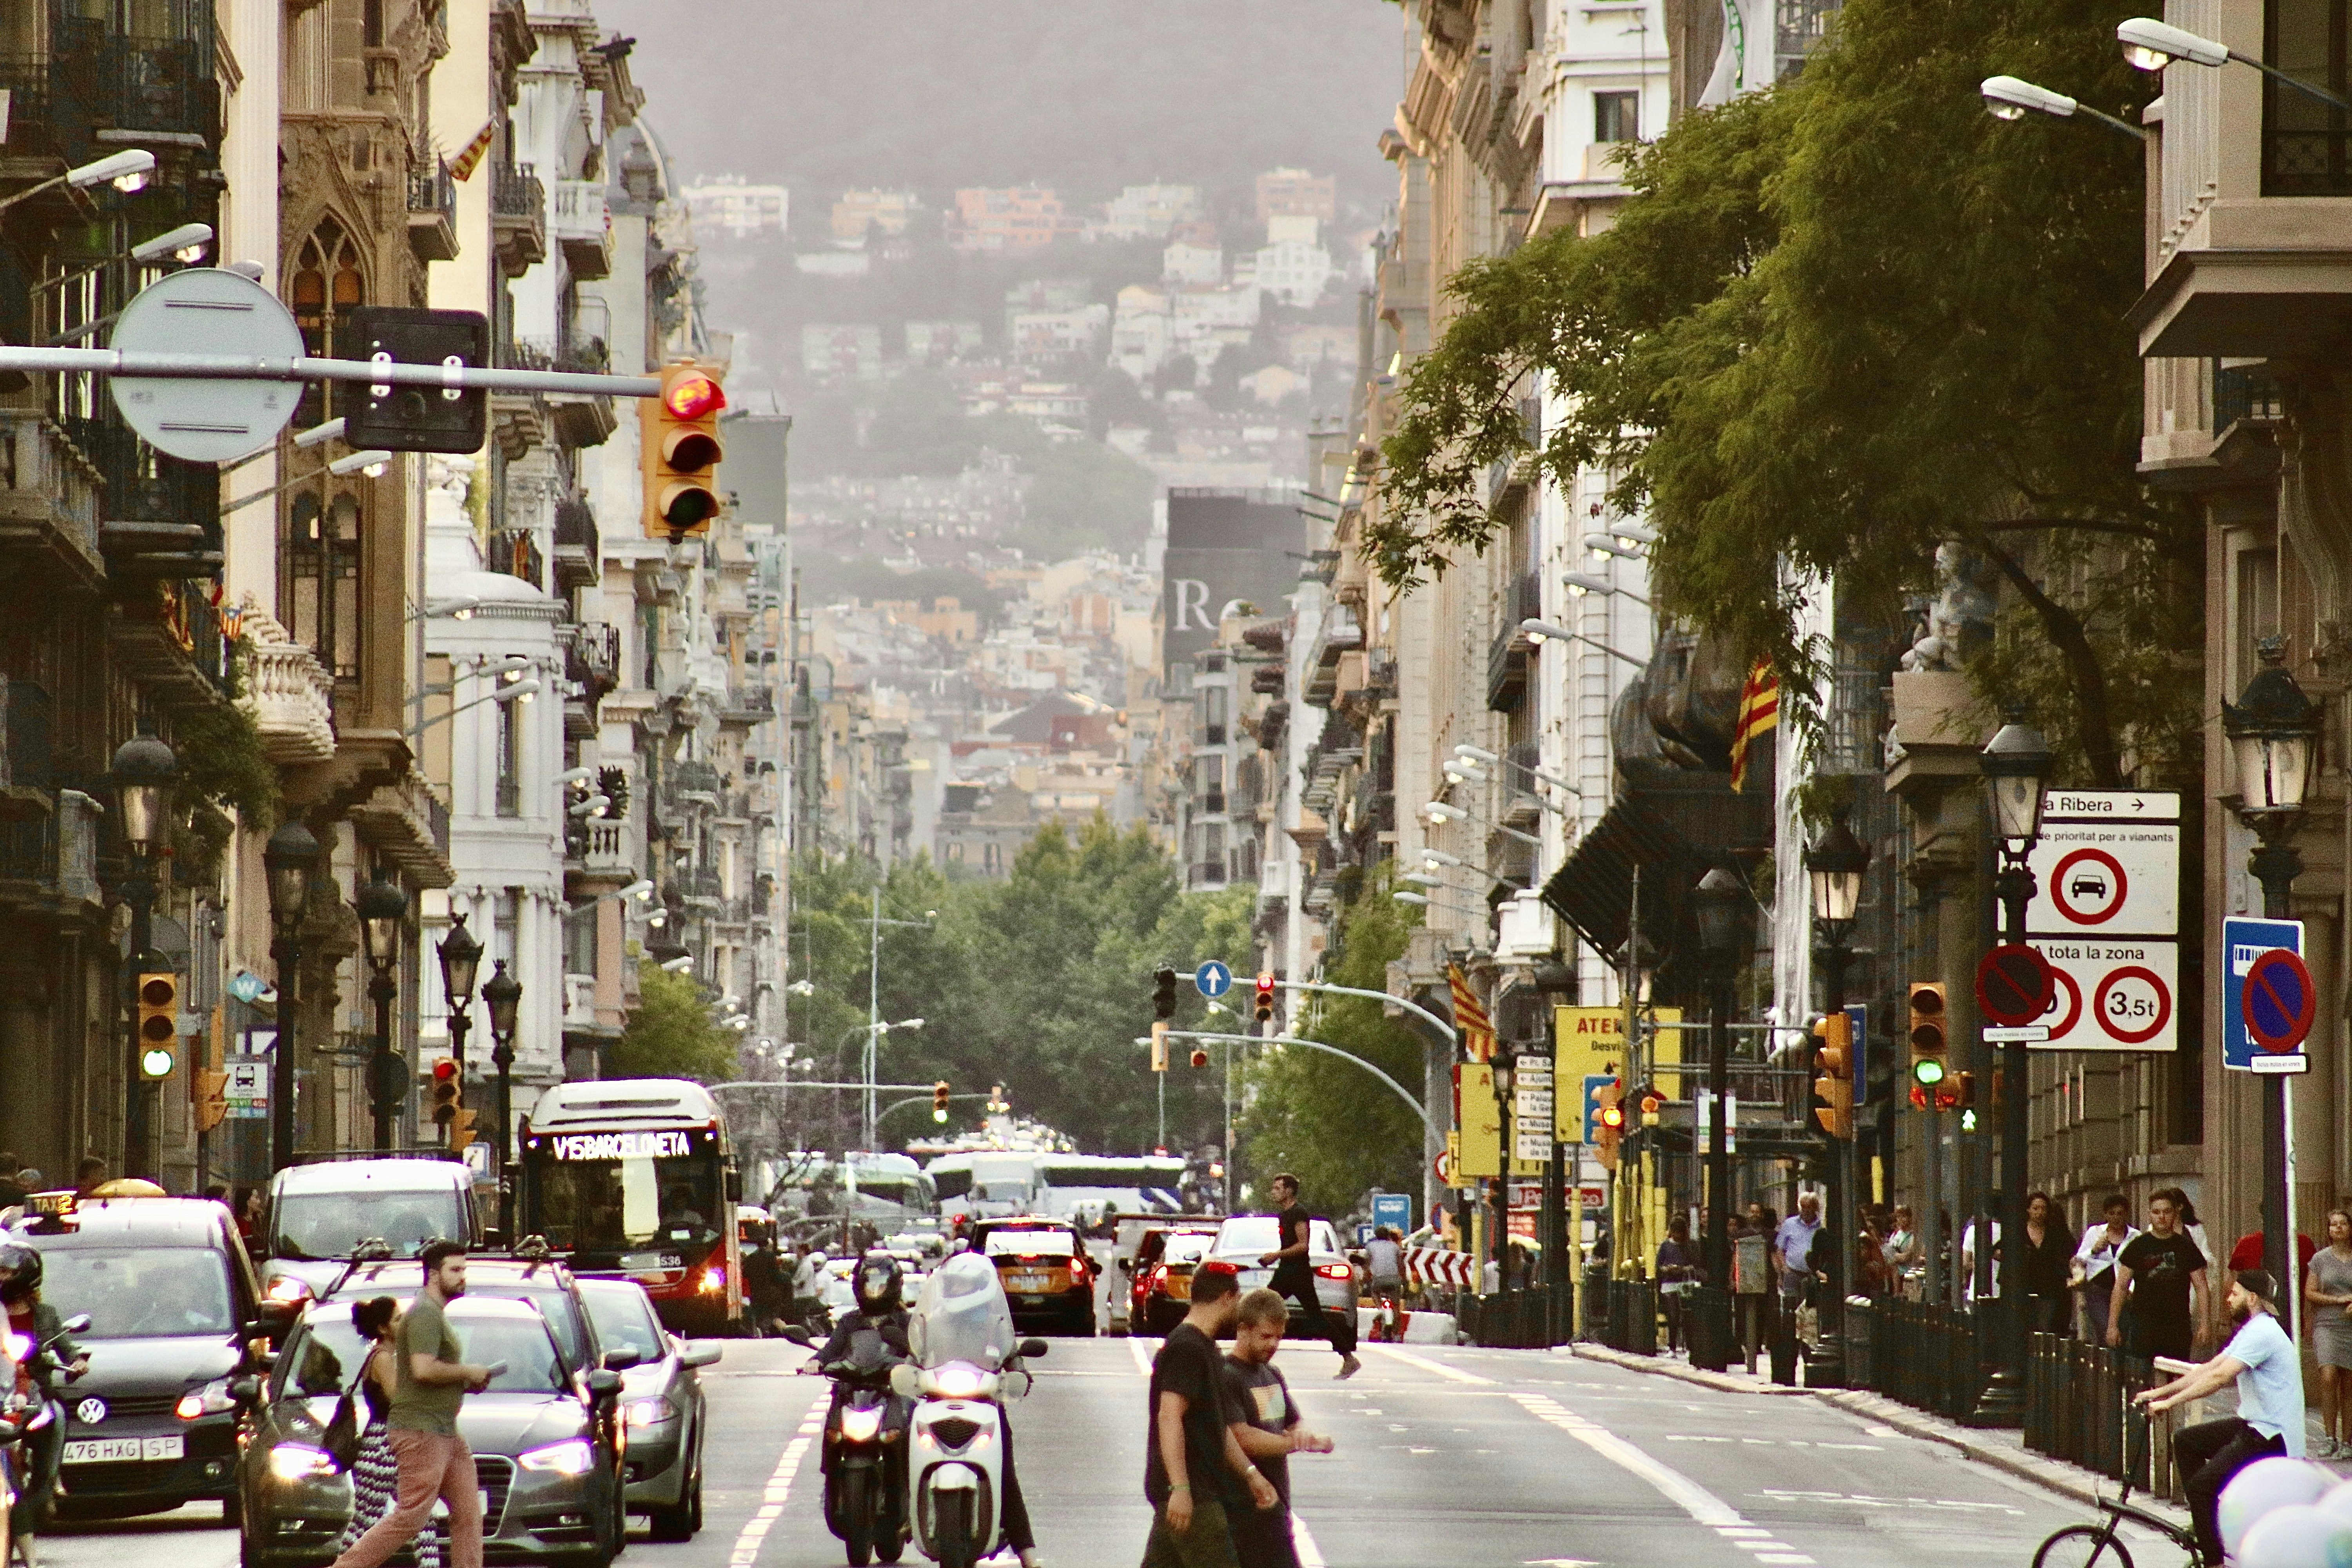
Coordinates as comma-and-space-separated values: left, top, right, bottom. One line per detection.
1769, 1324, 1798, 1385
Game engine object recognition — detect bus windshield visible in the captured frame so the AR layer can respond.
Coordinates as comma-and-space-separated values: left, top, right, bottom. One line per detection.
529, 1149, 722, 1254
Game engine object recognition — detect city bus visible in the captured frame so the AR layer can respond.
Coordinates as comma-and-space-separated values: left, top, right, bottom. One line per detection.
1033, 1155, 1189, 1222
515, 1078, 744, 1335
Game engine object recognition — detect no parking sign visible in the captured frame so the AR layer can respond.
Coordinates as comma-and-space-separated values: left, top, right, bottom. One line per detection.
2225, 916, 2310, 1073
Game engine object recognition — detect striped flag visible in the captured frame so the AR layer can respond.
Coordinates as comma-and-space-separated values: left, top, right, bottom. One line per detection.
448, 121, 497, 181
1448, 964, 1496, 1062
1730, 657, 1780, 793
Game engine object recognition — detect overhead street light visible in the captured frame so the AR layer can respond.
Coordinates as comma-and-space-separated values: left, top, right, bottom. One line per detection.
131, 222, 212, 265
1421, 849, 1466, 868
1422, 800, 1466, 823
1583, 532, 1644, 559
328, 448, 394, 477
1566, 572, 1652, 607
1980, 75, 2148, 139
2119, 16, 2352, 108
294, 417, 346, 449
1521, 618, 1646, 668
659, 955, 694, 972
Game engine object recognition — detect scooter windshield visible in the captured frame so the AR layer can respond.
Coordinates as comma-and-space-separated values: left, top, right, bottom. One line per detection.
907, 1251, 1015, 1370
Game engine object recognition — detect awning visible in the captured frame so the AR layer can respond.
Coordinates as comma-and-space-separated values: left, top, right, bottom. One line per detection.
1540, 768, 1771, 971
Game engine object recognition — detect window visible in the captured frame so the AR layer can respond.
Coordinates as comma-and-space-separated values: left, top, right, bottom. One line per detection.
1594, 91, 1640, 144
285, 492, 361, 680
289, 220, 366, 423
495, 692, 521, 816
2266, 0, 2352, 193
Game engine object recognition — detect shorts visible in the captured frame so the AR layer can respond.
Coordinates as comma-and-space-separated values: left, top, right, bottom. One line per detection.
1143, 1497, 1241, 1568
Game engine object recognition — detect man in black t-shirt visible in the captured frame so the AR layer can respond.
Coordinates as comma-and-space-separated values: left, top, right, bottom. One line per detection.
1223, 1288, 1335, 1568
1144, 1263, 1278, 1568
1258, 1174, 1360, 1379
2107, 1188, 2210, 1362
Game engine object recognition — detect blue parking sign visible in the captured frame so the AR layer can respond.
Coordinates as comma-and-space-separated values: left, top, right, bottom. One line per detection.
2223, 916, 2302, 1070
1371, 1192, 1412, 1235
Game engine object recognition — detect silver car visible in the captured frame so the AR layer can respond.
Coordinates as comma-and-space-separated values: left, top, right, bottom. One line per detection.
574, 1277, 720, 1542
1207, 1214, 1358, 1327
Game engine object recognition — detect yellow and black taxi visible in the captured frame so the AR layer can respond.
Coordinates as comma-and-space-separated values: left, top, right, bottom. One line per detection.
1123, 1222, 1222, 1338
970, 1218, 1096, 1336
4, 1192, 282, 1523
239, 1295, 624, 1566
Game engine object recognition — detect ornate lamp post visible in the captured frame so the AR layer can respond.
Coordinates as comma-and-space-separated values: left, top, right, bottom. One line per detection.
437, 910, 484, 1129
2224, 635, 2320, 1328
1802, 814, 1871, 1390
355, 867, 409, 1149
1975, 711, 2053, 1426
481, 959, 523, 1237
110, 719, 176, 1178
1693, 865, 1749, 1370
263, 820, 320, 1172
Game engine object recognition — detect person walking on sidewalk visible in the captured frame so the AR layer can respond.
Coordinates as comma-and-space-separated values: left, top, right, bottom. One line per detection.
2307, 1209, 2352, 1457
1221, 1288, 1334, 1568
328, 1240, 493, 1568
1656, 1216, 1697, 1355
1775, 1194, 1822, 1339
1257, 1175, 1359, 1380
2136, 1269, 2305, 1564
2071, 1195, 2136, 1343
1142, 1263, 1279, 1568
2107, 1188, 2209, 1363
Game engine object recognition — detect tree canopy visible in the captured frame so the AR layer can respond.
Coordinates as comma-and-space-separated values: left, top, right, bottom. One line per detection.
611, 965, 741, 1084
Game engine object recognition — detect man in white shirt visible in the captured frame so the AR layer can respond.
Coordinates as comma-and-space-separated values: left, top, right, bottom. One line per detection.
1774, 1193, 1823, 1328
2134, 1269, 2306, 1564
2071, 1195, 2137, 1343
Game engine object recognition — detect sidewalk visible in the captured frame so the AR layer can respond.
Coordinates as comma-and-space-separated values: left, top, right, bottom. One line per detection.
1570, 1341, 2196, 1526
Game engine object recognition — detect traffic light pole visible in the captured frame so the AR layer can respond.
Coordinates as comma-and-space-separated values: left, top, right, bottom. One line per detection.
1972, 856, 2038, 1426
0, 343, 662, 398
122, 851, 157, 1180
1161, 1031, 1442, 1144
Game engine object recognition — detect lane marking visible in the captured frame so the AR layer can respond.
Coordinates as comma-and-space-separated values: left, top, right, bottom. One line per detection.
1365, 1344, 1494, 1385
1511, 1392, 1815, 1565
1292, 1513, 1327, 1568
729, 1395, 827, 1565
1755, 1489, 2023, 1515
1128, 1337, 1155, 1377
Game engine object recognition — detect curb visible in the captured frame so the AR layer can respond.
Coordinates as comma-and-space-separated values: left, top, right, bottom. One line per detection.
1568, 1343, 2192, 1526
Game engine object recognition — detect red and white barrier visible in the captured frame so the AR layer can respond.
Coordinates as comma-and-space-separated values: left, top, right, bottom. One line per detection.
1399, 1248, 1477, 1289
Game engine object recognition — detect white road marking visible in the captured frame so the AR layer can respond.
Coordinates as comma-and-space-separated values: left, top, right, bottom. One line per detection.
729, 1396, 827, 1566
1511, 1393, 1815, 1565
1365, 1343, 1494, 1385
1756, 1489, 2024, 1514
1291, 1513, 1328, 1567
1128, 1337, 1156, 1377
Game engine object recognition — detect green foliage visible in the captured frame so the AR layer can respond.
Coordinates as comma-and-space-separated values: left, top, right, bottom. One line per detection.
1374, 0, 2199, 785
168, 699, 279, 881
1237, 868, 1423, 1210
611, 966, 740, 1084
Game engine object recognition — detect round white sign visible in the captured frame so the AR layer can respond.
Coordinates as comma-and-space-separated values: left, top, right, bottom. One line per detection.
107, 269, 306, 463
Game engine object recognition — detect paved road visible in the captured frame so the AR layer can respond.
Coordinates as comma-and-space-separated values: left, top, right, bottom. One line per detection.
42, 1337, 2177, 1567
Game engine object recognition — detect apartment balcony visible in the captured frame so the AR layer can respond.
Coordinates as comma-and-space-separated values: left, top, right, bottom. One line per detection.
238, 607, 336, 765
485, 528, 543, 592
0, 411, 103, 581
349, 769, 455, 887
1485, 571, 1543, 713
571, 818, 636, 881
109, 580, 230, 715
552, 180, 612, 279
490, 162, 546, 276
0, 789, 102, 916
552, 497, 599, 590
564, 620, 621, 700
2, 18, 221, 165
407, 156, 459, 263
562, 973, 598, 1031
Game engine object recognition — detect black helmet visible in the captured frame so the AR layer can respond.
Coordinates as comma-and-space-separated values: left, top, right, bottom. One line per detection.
0, 1240, 39, 1303
853, 1251, 902, 1313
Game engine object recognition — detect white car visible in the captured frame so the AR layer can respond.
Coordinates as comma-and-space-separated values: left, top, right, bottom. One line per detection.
1207, 1214, 1357, 1328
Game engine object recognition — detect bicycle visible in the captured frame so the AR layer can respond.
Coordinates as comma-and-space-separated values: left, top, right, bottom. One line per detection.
2031, 1407, 2210, 1568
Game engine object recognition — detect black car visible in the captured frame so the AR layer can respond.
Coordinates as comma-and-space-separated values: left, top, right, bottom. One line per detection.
7, 1196, 280, 1521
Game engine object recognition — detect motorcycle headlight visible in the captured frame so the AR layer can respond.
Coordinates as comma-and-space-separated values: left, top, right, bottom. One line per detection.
3, 1333, 28, 1362
625, 1397, 677, 1429
839, 1406, 882, 1443
178, 1377, 237, 1419
268, 1443, 332, 1482
518, 1439, 597, 1476
931, 1365, 984, 1399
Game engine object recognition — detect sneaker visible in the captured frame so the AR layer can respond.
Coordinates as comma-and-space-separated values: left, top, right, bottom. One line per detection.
1337, 1353, 1361, 1380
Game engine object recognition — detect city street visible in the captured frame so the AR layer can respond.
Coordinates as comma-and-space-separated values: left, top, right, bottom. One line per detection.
44, 1338, 2156, 1568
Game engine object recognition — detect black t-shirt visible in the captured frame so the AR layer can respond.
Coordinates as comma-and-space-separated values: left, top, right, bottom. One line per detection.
2118, 1230, 2206, 1328
1274, 1205, 1314, 1283
1222, 1354, 1299, 1506
1145, 1323, 1238, 1508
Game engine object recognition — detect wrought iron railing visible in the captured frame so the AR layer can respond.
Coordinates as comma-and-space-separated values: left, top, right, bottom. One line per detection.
492, 162, 544, 220
408, 155, 456, 221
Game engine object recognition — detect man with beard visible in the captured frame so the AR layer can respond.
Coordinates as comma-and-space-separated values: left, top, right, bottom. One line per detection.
329, 1240, 495, 1568
2135, 1269, 2307, 1564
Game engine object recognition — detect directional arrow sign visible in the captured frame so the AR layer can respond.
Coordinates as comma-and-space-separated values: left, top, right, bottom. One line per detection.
1194, 960, 1232, 999
2245, 947, 2316, 1054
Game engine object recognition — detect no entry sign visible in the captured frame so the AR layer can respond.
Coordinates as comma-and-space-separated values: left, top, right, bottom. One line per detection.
2244, 948, 2317, 1054
1977, 944, 2055, 1027
2026, 793, 2179, 938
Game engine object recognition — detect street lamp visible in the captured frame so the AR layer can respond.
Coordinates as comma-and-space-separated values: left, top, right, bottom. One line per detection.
1693, 864, 1749, 1372
2224, 635, 2321, 1327
1972, 710, 2052, 1425
0, 150, 156, 221
263, 820, 320, 1172
1564, 572, 1653, 607
1803, 815, 1872, 1390
1519, 619, 1647, 668
481, 959, 523, 1238
1979, 76, 2149, 139
2119, 16, 2352, 108
355, 867, 409, 1149
437, 911, 483, 1158
110, 719, 176, 1178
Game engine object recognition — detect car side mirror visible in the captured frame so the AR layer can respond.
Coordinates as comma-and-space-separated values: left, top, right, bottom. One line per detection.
601, 1348, 643, 1372
680, 1341, 723, 1370
60, 1313, 92, 1334
227, 1375, 262, 1405
1017, 1338, 1048, 1361
725, 1169, 744, 1203
584, 1368, 622, 1399
778, 1325, 813, 1348
888, 1363, 921, 1399
255, 1299, 299, 1334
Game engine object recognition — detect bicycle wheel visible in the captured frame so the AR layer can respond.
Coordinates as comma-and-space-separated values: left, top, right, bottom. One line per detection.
2033, 1523, 2136, 1568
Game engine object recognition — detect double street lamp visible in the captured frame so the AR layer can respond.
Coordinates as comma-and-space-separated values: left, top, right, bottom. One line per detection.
2224, 636, 2321, 1323
437, 910, 484, 1146
263, 819, 321, 1172
1693, 864, 1750, 1370
481, 958, 523, 1238
1803, 814, 1871, 1389
356, 867, 409, 1150
110, 719, 176, 1179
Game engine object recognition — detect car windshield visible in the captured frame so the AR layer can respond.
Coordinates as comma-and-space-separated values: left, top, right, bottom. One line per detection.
272, 1189, 465, 1260
581, 1288, 665, 1364
331, 1278, 591, 1371
39, 1247, 234, 1339
1215, 1217, 1280, 1254
982, 1229, 1076, 1259
280, 1307, 566, 1399
1164, 1234, 1212, 1265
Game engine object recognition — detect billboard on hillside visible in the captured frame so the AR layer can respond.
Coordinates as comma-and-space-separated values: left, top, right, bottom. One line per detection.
1161, 489, 1303, 680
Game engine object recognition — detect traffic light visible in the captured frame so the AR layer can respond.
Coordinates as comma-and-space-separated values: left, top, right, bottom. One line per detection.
1153, 965, 1178, 1022
429, 1056, 462, 1140
640, 360, 726, 540
1953, 1070, 1978, 1131
932, 1080, 951, 1122
1151, 1020, 1169, 1072
1583, 1075, 1624, 1172
1637, 1086, 1665, 1127
989, 1083, 1008, 1114
1811, 1012, 1854, 1140
450, 1105, 478, 1149
136, 971, 178, 1079
1189, 1047, 1210, 1069
1254, 972, 1277, 1027
1907, 981, 1949, 1096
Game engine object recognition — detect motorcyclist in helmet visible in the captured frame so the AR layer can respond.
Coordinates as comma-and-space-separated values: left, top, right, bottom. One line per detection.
815, 1251, 911, 1363
2, 1241, 85, 1568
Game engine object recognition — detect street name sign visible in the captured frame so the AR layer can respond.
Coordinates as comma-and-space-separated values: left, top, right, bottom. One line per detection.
2224, 917, 2303, 1071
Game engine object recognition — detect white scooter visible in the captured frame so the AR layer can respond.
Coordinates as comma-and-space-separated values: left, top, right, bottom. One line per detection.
889, 1253, 1045, 1568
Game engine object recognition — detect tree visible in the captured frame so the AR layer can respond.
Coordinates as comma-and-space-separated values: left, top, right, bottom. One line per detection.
611, 967, 739, 1083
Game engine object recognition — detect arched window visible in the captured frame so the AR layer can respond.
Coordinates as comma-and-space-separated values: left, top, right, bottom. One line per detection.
283, 490, 362, 682
289, 218, 366, 423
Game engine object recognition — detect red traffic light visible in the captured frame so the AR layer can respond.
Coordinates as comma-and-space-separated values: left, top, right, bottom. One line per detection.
432, 1057, 459, 1083
1598, 1103, 1625, 1130
663, 373, 726, 421
1189, 1048, 1209, 1068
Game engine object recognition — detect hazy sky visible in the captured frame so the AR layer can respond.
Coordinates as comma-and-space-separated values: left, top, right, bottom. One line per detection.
591, 0, 1410, 216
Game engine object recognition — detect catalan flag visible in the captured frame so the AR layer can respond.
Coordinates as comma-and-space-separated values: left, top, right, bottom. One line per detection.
1448, 963, 1496, 1062
448, 121, 497, 181
1730, 657, 1780, 793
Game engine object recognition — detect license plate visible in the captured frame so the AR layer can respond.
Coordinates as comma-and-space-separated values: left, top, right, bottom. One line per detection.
1007, 1275, 1049, 1292
63, 1436, 182, 1465
1238, 1269, 1270, 1289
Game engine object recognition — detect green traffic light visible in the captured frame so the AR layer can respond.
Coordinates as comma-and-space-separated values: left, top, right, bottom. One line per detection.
1912, 1057, 1946, 1086
1961, 1109, 1978, 1133
933, 1108, 948, 1123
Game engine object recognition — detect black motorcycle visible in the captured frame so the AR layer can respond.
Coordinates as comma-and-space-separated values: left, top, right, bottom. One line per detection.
817, 1325, 911, 1567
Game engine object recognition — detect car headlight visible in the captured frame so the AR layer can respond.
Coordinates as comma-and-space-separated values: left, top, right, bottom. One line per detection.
178, 1377, 236, 1419
268, 1443, 332, 1481
838, 1406, 882, 1443
625, 1397, 677, 1429
931, 1365, 984, 1399
518, 1439, 597, 1476
697, 1264, 727, 1296
265, 1275, 313, 1305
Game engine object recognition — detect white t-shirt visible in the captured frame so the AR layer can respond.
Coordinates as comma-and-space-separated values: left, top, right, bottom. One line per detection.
2223, 1311, 2306, 1458
2074, 1223, 2139, 1283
